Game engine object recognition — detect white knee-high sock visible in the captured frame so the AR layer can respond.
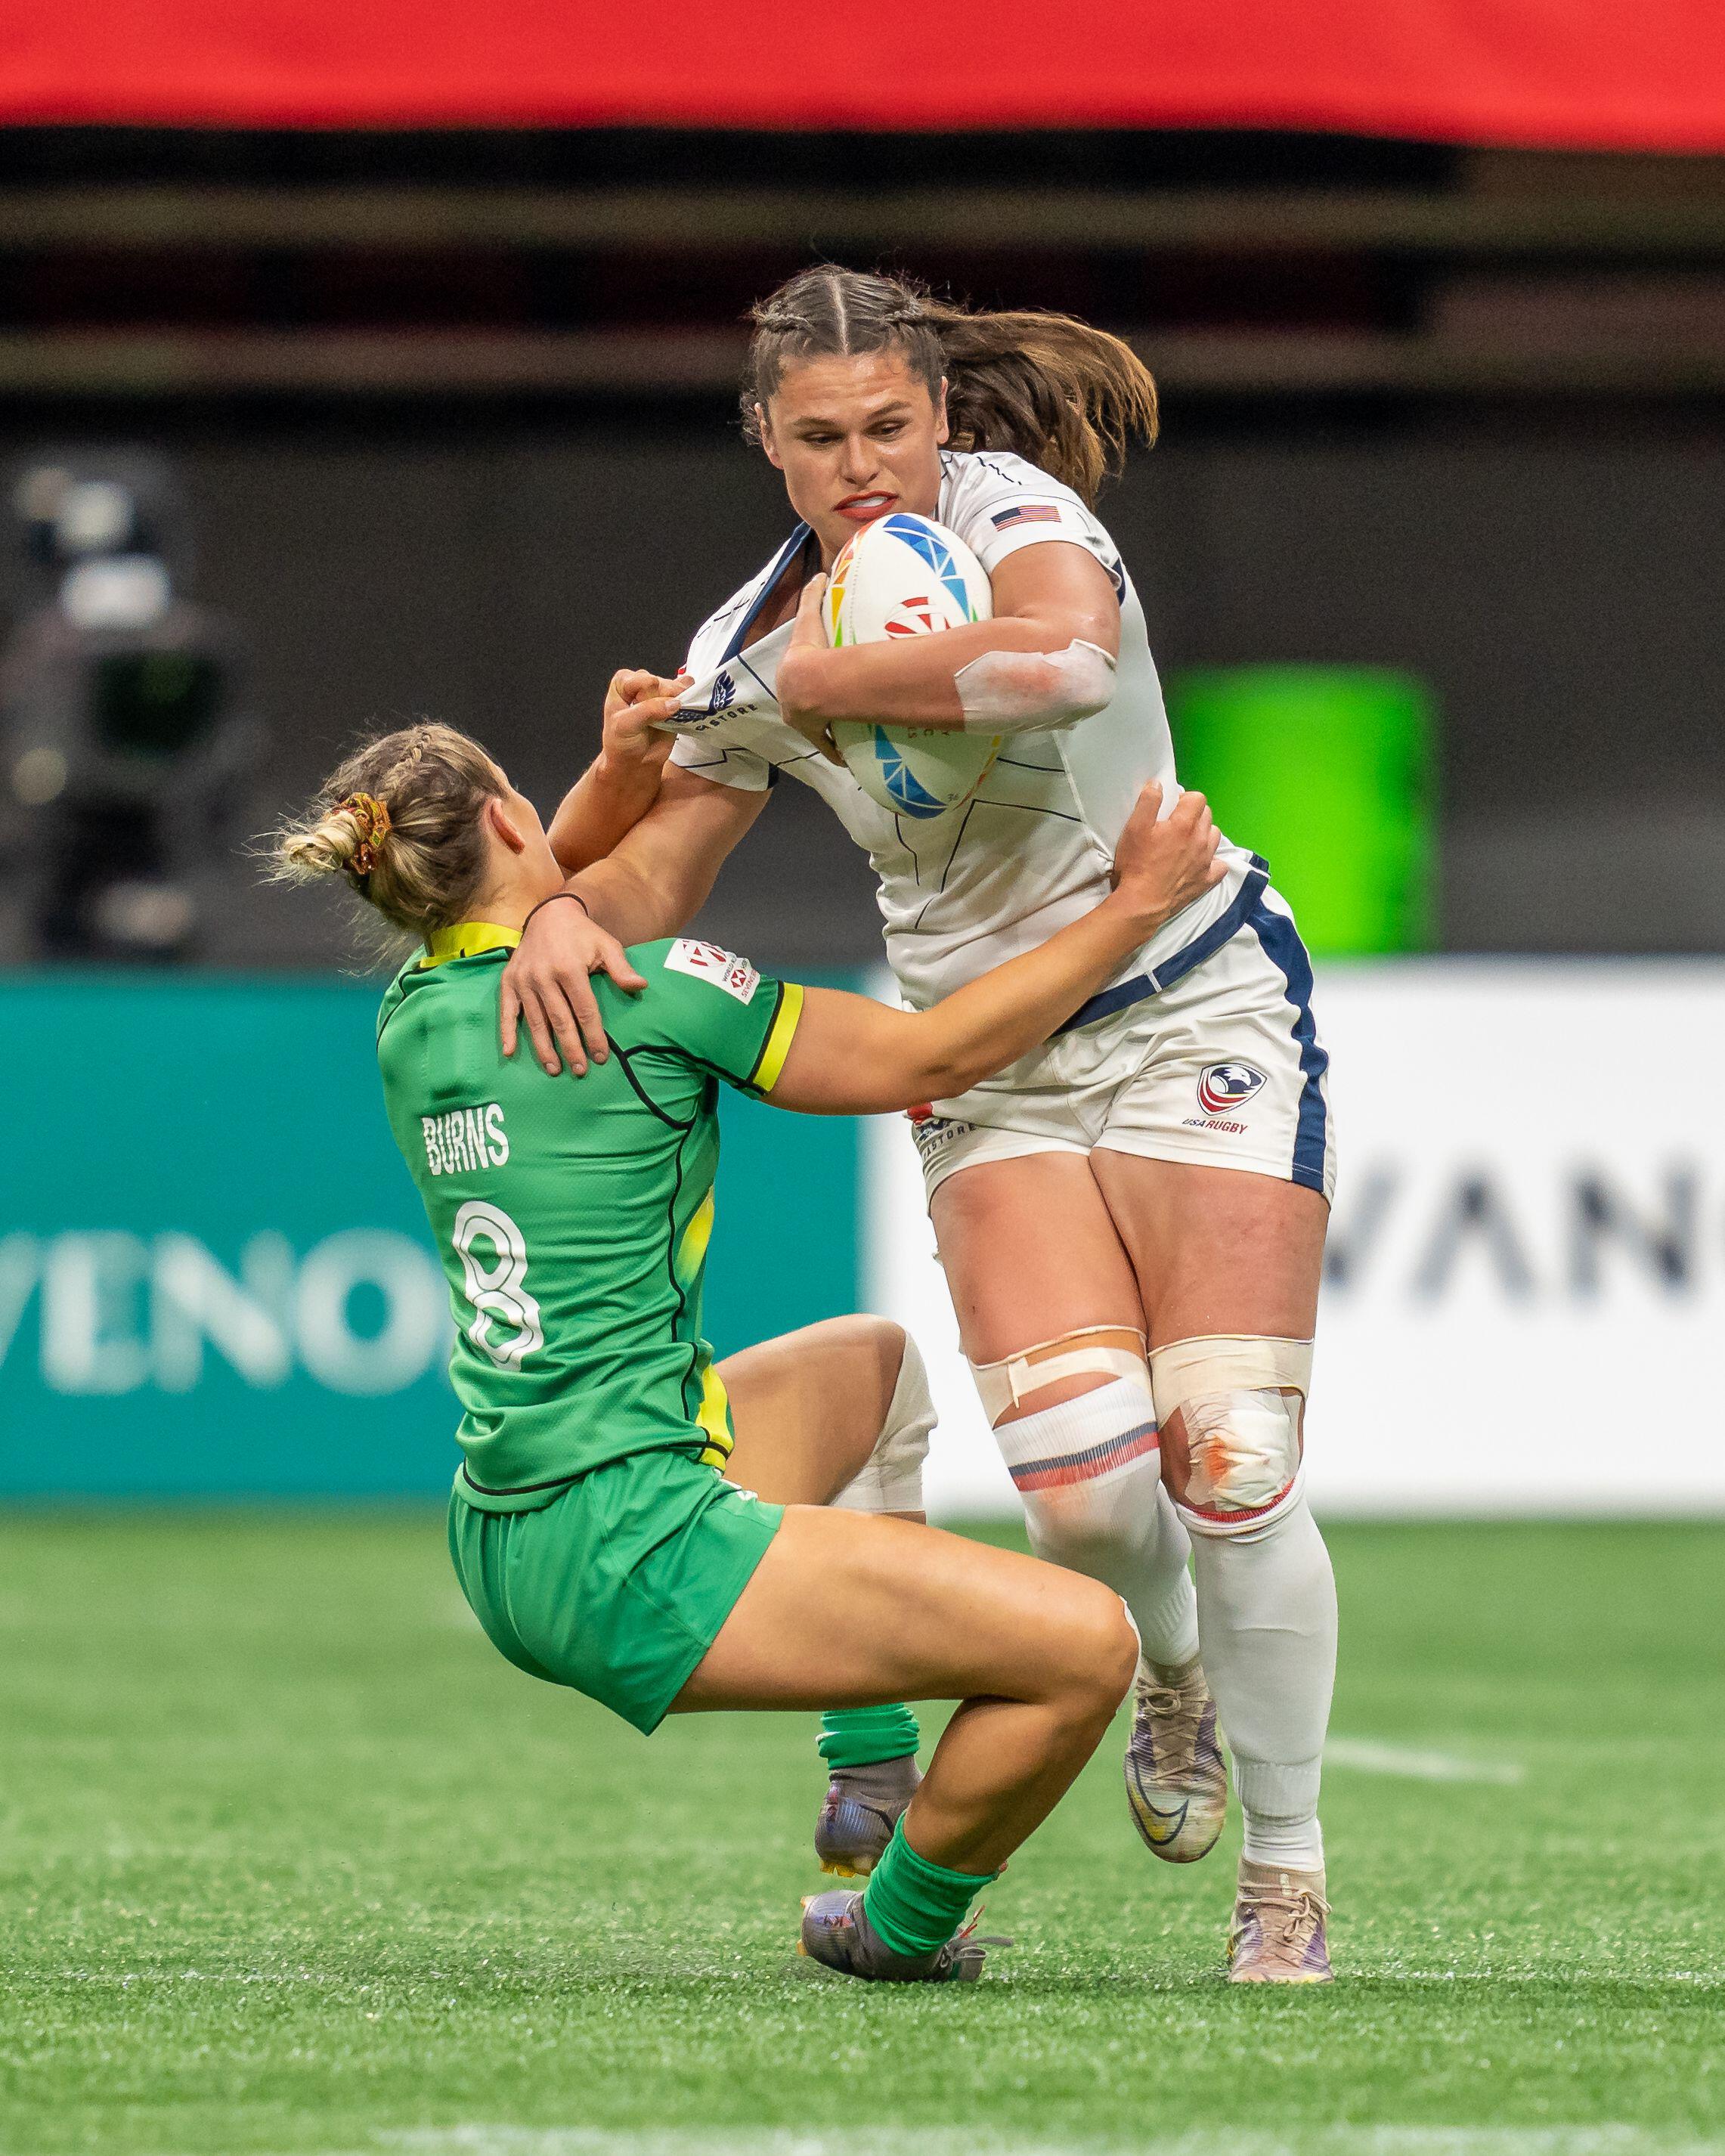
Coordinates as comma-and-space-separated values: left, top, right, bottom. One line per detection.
1182, 1489, 1337, 1872
992, 1378, 1200, 1672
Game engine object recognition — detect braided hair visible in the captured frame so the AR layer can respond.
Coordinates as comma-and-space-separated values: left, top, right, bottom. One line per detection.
272, 723, 504, 941
742, 266, 1157, 507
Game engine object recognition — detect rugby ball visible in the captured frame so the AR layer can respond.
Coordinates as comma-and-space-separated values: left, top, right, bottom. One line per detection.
822, 513, 1000, 820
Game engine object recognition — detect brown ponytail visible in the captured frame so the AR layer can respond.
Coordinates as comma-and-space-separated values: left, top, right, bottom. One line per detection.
743, 266, 1157, 507
271, 722, 503, 943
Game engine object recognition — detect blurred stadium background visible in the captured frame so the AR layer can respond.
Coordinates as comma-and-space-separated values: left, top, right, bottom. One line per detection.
4, 11, 1725, 2150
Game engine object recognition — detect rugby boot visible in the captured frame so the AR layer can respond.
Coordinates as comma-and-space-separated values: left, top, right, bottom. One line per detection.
814, 1752, 921, 1878
798, 1889, 996, 1983
1123, 1660, 1228, 1863
1227, 1858, 1333, 1984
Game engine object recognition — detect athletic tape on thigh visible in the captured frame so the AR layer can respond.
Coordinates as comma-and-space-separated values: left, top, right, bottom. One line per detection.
1149, 1334, 1312, 1530
832, 1333, 934, 1515
970, 1324, 1151, 1427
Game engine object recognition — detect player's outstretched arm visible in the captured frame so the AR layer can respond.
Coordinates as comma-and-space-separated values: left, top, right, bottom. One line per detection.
547, 669, 689, 874
770, 782, 1222, 1116
501, 764, 767, 1076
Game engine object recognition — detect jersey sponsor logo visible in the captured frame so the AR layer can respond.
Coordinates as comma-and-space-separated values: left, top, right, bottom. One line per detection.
423, 1101, 509, 1177
706, 669, 737, 714
1198, 1062, 1266, 1117
909, 1110, 974, 1166
665, 938, 760, 1004
990, 503, 1063, 529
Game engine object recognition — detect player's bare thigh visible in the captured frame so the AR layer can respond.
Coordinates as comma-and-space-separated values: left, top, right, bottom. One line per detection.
674, 1504, 1126, 1713
931, 1151, 1147, 1420
1089, 1151, 1327, 1496
717, 1315, 909, 1507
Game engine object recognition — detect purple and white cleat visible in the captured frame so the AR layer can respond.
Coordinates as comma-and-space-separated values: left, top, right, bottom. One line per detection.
1228, 1859, 1333, 1983
1123, 1661, 1228, 1864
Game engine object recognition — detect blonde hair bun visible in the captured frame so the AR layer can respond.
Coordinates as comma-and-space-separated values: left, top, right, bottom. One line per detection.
271, 723, 501, 943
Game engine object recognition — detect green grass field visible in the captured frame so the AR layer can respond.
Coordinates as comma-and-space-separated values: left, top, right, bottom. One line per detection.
2, 1514, 1722, 2156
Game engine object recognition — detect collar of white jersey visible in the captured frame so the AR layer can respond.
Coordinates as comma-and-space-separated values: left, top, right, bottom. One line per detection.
720, 522, 813, 663
420, 921, 522, 968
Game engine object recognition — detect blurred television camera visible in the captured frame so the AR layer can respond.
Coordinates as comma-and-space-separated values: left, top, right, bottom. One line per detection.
0, 457, 261, 960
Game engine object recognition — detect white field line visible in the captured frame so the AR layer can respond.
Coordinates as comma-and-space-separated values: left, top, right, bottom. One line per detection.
370, 2130, 1725, 2156
1326, 1737, 1525, 1785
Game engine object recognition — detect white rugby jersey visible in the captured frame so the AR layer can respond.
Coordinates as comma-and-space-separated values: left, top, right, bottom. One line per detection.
670, 448, 1258, 1011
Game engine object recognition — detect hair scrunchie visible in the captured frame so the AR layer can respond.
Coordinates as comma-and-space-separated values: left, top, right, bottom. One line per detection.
339, 792, 391, 878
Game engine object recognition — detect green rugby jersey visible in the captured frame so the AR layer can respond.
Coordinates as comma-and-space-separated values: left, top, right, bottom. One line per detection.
375, 924, 804, 1509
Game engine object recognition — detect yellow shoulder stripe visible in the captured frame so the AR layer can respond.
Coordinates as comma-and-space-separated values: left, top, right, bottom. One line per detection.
753, 980, 804, 1093
421, 921, 523, 968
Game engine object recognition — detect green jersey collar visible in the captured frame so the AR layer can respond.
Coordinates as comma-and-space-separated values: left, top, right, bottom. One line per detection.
421, 921, 523, 968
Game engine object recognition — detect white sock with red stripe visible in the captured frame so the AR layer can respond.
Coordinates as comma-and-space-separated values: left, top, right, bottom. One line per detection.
992, 1378, 1200, 1670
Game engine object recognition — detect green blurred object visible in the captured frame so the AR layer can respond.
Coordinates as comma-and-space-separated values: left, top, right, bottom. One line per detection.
1168, 666, 1437, 955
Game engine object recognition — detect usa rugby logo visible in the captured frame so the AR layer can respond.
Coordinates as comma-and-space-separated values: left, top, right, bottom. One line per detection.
1197, 1063, 1266, 1117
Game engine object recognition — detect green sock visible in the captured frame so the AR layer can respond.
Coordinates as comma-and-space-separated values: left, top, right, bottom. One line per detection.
818, 1703, 920, 1771
861, 1820, 999, 1959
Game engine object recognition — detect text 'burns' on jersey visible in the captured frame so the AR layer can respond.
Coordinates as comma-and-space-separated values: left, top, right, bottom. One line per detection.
669, 448, 1256, 1013
374, 934, 802, 1507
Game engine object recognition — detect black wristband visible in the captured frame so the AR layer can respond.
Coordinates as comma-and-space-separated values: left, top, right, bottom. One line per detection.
522, 889, 592, 935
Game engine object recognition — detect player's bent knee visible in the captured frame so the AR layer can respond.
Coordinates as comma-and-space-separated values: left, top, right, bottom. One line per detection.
831, 1327, 934, 1516
1150, 1334, 1312, 1538
1044, 1575, 1140, 1718
1095, 1598, 1141, 1709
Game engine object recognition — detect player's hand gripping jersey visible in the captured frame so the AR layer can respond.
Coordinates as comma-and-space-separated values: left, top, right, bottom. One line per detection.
672, 448, 1260, 1015
376, 925, 802, 1507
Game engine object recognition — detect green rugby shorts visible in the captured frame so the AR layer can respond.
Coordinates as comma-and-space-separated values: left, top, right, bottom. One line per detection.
447, 1448, 783, 1734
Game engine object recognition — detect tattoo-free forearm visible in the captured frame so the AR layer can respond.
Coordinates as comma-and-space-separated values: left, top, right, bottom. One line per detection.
900, 894, 1157, 1095
779, 891, 1158, 1116
563, 853, 686, 945
779, 619, 1116, 736
548, 755, 664, 875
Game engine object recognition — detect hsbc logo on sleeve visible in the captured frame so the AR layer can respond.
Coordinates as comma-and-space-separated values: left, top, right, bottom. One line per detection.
665, 939, 760, 1004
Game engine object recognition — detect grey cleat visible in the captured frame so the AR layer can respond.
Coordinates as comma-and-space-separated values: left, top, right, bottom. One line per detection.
798, 1888, 997, 1983
1124, 1659, 1229, 1863
814, 1752, 921, 1878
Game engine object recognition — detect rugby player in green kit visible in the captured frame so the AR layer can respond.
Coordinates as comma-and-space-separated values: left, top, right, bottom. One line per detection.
276, 716, 1222, 1984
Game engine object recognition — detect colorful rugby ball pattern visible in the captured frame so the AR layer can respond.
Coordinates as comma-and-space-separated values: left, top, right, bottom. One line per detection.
821, 514, 1000, 821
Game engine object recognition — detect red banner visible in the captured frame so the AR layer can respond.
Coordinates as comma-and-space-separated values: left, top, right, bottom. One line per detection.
3, 0, 1723, 148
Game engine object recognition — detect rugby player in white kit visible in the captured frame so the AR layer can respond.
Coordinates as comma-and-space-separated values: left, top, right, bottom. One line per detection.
500, 267, 1339, 1983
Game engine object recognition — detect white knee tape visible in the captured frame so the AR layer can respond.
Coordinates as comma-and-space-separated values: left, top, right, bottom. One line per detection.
1150, 1335, 1312, 1535
832, 1331, 934, 1515
971, 1325, 1151, 1427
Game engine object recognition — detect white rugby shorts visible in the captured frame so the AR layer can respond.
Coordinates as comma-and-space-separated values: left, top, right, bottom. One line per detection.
910, 866, 1337, 1205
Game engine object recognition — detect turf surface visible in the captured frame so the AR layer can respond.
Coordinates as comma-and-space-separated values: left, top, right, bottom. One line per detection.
2, 1516, 1722, 2155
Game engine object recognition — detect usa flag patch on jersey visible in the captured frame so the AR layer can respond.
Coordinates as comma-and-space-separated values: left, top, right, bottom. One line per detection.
991, 503, 1063, 529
